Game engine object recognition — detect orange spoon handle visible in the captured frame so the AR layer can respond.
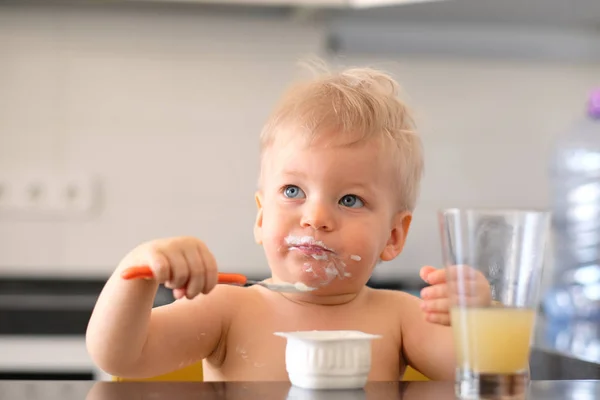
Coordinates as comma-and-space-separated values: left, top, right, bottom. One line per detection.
120, 266, 248, 286
120, 266, 154, 280
216, 273, 248, 285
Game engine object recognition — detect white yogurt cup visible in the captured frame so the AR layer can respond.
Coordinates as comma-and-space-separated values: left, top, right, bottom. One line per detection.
274, 330, 382, 390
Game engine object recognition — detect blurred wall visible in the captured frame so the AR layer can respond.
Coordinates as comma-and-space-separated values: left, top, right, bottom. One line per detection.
0, 2, 598, 282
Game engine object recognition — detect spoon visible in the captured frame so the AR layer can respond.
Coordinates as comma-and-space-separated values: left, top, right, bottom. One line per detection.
120, 266, 315, 293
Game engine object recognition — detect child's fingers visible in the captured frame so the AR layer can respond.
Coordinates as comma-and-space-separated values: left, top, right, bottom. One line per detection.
446, 264, 486, 283
420, 298, 450, 313
424, 312, 451, 326
449, 279, 489, 297
419, 265, 436, 282
183, 246, 205, 299
201, 245, 219, 294
450, 272, 492, 305
422, 267, 448, 285
421, 281, 490, 303
173, 288, 186, 300
164, 251, 190, 289
146, 250, 171, 284
476, 280, 493, 306
450, 295, 492, 307
420, 283, 448, 299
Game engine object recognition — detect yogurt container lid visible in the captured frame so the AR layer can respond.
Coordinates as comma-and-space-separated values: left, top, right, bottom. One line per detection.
274, 330, 382, 341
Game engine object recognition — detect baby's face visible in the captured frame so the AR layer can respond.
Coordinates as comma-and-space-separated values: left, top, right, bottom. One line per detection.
254, 134, 412, 295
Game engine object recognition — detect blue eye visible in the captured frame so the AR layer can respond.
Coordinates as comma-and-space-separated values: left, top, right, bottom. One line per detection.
340, 195, 364, 208
283, 185, 305, 199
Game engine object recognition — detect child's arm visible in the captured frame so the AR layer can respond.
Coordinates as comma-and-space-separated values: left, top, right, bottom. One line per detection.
400, 293, 456, 380
86, 236, 231, 379
400, 265, 492, 380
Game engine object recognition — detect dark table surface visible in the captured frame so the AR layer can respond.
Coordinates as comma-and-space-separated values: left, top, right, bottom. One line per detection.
1, 380, 600, 400
528, 347, 600, 380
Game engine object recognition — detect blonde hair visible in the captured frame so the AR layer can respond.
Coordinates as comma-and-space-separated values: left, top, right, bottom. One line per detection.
259, 63, 424, 212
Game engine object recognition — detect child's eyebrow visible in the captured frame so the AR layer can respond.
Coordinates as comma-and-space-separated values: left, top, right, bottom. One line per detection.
343, 181, 376, 192
280, 169, 306, 177
347, 182, 369, 188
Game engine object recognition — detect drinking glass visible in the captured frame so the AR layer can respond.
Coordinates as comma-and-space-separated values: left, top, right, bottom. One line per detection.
438, 208, 550, 399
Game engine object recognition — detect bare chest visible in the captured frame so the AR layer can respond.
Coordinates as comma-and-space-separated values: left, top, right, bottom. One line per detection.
203, 297, 403, 382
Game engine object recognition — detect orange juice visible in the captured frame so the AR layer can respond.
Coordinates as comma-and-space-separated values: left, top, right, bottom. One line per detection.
450, 307, 536, 374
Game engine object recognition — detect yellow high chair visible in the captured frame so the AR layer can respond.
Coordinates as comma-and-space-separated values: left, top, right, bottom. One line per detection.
112, 362, 204, 382
403, 366, 429, 381
113, 362, 428, 382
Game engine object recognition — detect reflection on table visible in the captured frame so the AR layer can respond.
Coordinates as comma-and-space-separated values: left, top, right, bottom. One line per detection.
1, 380, 600, 400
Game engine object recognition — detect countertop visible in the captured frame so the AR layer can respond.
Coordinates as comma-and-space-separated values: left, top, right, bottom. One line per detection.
1, 380, 600, 400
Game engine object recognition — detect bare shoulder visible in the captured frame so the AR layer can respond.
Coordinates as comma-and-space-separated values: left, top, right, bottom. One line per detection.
364, 288, 425, 332
365, 287, 422, 308
362, 287, 423, 332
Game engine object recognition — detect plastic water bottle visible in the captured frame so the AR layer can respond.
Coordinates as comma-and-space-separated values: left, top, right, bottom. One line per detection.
543, 89, 600, 321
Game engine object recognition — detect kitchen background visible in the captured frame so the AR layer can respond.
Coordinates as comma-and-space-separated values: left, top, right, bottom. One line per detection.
1, 0, 599, 381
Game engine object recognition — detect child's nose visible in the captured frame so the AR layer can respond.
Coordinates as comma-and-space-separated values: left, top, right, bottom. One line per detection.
300, 202, 334, 231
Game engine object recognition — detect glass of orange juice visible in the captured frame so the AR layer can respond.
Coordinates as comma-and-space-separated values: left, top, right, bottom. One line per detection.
438, 208, 550, 400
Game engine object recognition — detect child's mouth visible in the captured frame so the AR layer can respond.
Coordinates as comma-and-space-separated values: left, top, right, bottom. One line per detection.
292, 245, 332, 259
284, 235, 335, 260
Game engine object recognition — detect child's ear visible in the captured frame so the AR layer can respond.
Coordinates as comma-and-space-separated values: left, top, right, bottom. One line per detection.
380, 211, 412, 261
253, 191, 264, 245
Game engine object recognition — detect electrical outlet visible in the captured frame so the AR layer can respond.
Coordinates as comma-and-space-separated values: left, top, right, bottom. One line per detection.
0, 175, 21, 212
0, 173, 101, 219
57, 174, 99, 214
0, 178, 9, 208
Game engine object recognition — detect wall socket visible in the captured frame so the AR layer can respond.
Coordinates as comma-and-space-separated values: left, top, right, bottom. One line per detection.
0, 173, 101, 219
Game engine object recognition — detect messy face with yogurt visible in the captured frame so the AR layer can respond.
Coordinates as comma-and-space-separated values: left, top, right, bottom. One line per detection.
254, 127, 414, 301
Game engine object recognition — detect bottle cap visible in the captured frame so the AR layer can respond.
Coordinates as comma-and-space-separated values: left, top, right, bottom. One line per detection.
588, 89, 600, 118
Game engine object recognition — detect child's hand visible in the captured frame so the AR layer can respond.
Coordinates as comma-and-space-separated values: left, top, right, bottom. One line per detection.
120, 236, 218, 300
418, 265, 492, 326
